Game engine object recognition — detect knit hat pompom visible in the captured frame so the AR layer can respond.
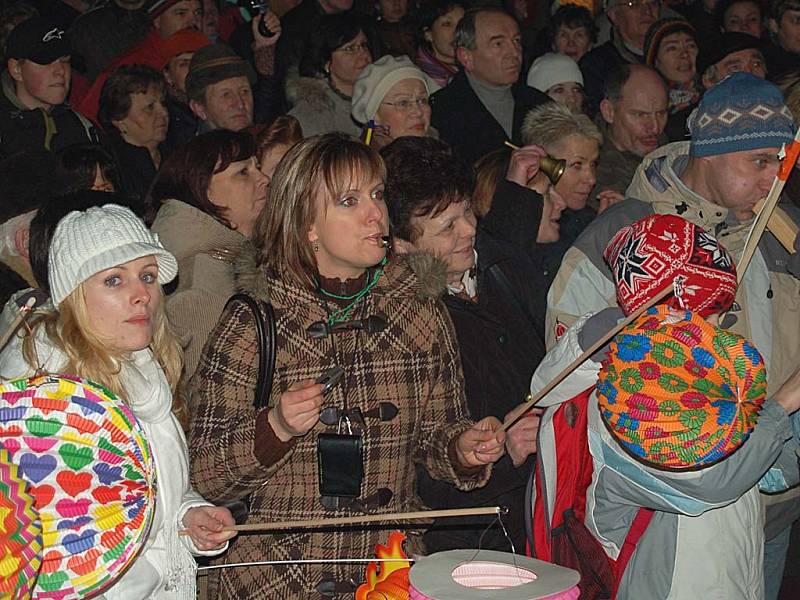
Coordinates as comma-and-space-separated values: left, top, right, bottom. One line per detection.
603, 214, 737, 317
351, 55, 435, 125
597, 305, 766, 470
48, 204, 178, 307
526, 53, 583, 92
688, 72, 796, 157
643, 18, 696, 68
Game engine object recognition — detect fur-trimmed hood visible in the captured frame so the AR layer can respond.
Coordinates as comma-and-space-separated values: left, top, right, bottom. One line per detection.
231, 250, 448, 303
285, 76, 337, 112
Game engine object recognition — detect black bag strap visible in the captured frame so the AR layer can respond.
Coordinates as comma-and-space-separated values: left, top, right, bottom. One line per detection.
224, 293, 276, 410
487, 263, 538, 332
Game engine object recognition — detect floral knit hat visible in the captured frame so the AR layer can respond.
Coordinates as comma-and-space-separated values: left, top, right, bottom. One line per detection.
604, 214, 738, 317
596, 305, 767, 470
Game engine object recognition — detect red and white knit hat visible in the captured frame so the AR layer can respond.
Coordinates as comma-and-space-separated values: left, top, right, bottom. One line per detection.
603, 214, 738, 317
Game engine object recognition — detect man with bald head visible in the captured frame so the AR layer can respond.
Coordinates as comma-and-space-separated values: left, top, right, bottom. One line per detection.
589, 64, 668, 208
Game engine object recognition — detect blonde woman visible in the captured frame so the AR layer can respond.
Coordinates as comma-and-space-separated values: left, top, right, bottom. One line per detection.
0, 200, 235, 600
188, 133, 506, 598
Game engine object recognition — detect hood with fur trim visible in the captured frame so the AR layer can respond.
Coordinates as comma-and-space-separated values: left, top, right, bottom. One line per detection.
232, 250, 449, 303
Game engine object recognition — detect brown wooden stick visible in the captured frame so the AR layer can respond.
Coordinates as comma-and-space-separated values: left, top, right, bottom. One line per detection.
754, 198, 798, 255
738, 133, 800, 282
181, 506, 502, 535
503, 140, 519, 150
497, 284, 673, 434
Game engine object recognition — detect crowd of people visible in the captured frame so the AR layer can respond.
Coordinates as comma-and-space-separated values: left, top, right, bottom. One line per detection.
1, 0, 800, 598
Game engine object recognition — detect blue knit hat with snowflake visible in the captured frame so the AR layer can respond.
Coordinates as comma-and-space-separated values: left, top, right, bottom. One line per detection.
688, 72, 795, 157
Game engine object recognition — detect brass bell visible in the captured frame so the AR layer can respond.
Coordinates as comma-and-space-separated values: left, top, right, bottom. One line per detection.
539, 155, 566, 185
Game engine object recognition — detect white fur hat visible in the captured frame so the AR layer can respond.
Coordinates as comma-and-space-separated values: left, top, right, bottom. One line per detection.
351, 55, 436, 124
48, 204, 178, 306
526, 53, 584, 92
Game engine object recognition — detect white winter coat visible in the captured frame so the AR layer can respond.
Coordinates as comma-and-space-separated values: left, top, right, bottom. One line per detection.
0, 326, 226, 599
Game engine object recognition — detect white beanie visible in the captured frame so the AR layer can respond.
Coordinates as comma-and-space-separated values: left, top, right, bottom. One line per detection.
526, 53, 584, 92
48, 204, 178, 306
351, 55, 436, 124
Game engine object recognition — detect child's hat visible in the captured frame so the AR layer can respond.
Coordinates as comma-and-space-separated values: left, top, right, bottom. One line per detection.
603, 214, 737, 317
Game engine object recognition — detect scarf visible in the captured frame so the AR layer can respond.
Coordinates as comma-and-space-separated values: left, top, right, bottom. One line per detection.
668, 80, 701, 114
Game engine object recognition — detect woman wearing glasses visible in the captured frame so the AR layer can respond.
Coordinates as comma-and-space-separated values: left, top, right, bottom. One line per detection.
287, 14, 374, 137
351, 55, 437, 150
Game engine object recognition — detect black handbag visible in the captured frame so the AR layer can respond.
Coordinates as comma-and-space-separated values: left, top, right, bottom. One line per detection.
222, 293, 276, 525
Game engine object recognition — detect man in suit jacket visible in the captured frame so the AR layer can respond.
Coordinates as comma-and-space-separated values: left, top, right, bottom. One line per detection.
430, 6, 550, 166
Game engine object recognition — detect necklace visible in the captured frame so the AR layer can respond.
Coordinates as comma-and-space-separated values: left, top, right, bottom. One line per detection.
317, 258, 387, 326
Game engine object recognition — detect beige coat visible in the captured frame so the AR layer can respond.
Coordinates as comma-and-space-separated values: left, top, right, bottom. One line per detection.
151, 199, 253, 388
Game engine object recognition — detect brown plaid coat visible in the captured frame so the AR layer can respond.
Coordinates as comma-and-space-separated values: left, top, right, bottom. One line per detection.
187, 258, 489, 598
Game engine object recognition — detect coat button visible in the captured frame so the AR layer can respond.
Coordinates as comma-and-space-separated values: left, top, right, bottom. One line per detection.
498, 333, 508, 345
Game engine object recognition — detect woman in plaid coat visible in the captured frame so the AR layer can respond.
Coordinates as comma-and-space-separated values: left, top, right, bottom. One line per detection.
187, 133, 506, 598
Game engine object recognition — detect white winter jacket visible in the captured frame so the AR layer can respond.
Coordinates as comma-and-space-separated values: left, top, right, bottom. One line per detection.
529, 313, 798, 600
0, 326, 226, 599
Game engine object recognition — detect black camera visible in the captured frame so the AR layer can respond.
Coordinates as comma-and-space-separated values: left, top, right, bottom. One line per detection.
237, 0, 275, 37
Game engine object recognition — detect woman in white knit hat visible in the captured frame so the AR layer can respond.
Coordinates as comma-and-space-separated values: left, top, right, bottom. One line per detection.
351, 55, 438, 149
0, 201, 235, 599
526, 52, 586, 114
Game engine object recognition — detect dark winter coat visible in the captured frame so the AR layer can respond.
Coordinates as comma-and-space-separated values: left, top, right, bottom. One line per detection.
430, 70, 551, 166
416, 232, 547, 554
0, 72, 96, 160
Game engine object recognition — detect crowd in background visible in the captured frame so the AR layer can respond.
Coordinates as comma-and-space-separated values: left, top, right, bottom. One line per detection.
2, 0, 800, 598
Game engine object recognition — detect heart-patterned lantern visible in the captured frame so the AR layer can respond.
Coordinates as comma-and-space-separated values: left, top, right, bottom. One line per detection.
0, 375, 156, 599
0, 446, 42, 599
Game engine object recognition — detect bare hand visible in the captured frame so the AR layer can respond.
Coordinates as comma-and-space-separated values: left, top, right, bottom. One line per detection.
774, 366, 800, 415
267, 379, 325, 441
504, 404, 542, 467
455, 416, 506, 468
252, 11, 282, 47
506, 144, 548, 187
596, 189, 624, 214
183, 505, 236, 551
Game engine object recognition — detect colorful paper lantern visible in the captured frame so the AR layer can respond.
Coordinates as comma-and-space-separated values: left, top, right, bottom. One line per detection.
0, 446, 42, 599
0, 375, 156, 598
597, 306, 766, 470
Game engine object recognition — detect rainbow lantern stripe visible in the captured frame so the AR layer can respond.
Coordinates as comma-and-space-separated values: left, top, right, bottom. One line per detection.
0, 375, 155, 598
597, 306, 766, 470
0, 446, 42, 600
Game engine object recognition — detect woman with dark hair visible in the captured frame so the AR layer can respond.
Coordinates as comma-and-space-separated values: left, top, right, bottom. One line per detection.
147, 129, 268, 388
414, 0, 465, 88
286, 13, 374, 137
55, 143, 120, 193
98, 64, 169, 215
255, 114, 303, 185
188, 133, 505, 597
382, 135, 547, 554
716, 0, 765, 38
643, 18, 701, 141
546, 4, 596, 62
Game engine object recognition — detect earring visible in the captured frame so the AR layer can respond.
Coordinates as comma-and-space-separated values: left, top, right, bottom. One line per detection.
313, 240, 319, 253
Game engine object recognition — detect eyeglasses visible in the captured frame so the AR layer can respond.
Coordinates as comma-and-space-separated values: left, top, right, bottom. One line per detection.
381, 97, 430, 112
615, 0, 659, 10
336, 41, 370, 54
